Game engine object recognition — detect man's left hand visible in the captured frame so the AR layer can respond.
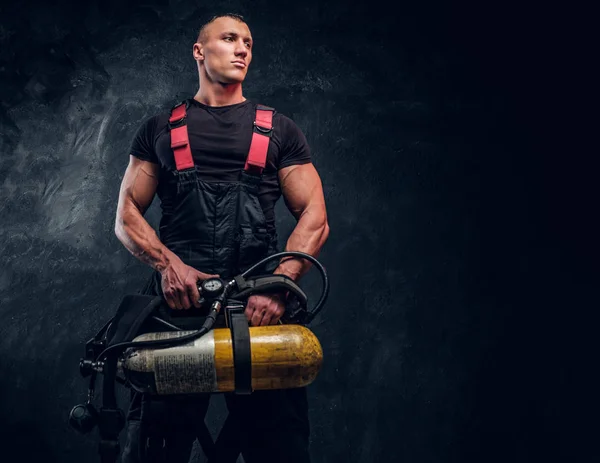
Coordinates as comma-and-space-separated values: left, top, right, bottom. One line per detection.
245, 293, 286, 326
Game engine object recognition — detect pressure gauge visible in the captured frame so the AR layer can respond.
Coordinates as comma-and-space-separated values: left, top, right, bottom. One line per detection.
201, 278, 224, 297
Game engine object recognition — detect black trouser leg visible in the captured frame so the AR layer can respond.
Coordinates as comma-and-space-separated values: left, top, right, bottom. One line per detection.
218, 387, 311, 463
121, 391, 211, 463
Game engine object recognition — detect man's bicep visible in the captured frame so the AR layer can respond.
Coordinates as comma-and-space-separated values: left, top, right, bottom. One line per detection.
279, 163, 327, 221
117, 156, 159, 216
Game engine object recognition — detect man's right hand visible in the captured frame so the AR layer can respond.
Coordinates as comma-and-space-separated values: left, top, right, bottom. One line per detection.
160, 255, 219, 310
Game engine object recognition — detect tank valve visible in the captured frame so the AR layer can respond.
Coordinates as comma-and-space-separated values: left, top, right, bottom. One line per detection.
79, 359, 104, 377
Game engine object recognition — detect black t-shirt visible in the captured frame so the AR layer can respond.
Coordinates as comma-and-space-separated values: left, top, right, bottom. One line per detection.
129, 99, 312, 233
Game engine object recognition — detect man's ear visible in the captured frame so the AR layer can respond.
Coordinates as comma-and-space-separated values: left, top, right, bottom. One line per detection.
193, 43, 204, 62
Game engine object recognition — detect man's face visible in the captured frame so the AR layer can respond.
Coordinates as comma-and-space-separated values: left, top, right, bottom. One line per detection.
194, 17, 253, 84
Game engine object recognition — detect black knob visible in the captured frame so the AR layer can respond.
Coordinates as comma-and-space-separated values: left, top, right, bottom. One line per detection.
79, 359, 94, 378
69, 403, 98, 434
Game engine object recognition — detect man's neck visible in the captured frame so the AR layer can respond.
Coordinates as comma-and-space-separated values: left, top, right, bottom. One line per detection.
194, 81, 245, 107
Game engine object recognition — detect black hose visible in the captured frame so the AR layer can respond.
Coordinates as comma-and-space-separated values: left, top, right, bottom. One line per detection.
241, 251, 329, 323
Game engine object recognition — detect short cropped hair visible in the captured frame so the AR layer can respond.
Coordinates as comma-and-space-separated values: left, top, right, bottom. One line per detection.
197, 13, 246, 43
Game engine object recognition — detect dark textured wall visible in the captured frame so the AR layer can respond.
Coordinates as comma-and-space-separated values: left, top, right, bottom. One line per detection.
0, 1, 579, 462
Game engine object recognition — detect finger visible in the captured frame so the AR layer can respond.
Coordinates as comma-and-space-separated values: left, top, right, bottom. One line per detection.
168, 285, 186, 310
198, 272, 220, 282
163, 291, 176, 310
161, 278, 176, 310
244, 296, 256, 322
179, 289, 192, 309
270, 308, 284, 325
261, 311, 272, 326
168, 291, 183, 310
251, 309, 265, 327
163, 282, 182, 309
187, 282, 201, 308
173, 291, 184, 310
267, 304, 285, 325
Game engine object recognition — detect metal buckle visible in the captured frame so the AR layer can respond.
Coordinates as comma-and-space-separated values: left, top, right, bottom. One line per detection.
253, 121, 273, 136
169, 100, 190, 129
169, 115, 186, 129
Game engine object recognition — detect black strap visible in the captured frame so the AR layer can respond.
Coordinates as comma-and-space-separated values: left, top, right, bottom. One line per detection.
228, 309, 252, 395
97, 407, 124, 463
105, 295, 163, 345
196, 420, 216, 460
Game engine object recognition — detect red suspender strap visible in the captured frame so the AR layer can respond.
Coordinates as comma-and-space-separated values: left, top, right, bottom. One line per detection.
169, 102, 194, 171
245, 105, 274, 174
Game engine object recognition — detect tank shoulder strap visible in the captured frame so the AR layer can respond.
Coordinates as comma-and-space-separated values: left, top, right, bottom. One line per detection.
169, 100, 194, 171
244, 104, 274, 174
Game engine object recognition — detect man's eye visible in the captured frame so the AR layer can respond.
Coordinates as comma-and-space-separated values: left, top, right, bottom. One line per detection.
224, 36, 233, 41
245, 42, 252, 48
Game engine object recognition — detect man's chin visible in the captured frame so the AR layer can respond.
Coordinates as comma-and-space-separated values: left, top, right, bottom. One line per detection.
219, 71, 247, 85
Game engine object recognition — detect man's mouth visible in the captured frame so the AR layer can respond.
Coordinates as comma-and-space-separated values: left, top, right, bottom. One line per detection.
232, 60, 246, 68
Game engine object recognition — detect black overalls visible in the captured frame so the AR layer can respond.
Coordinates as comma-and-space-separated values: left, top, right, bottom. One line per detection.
120, 101, 311, 463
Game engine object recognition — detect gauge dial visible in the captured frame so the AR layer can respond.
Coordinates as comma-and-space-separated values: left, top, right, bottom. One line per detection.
202, 278, 223, 295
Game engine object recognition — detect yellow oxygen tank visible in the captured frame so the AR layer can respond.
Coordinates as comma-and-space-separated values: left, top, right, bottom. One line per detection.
120, 325, 323, 395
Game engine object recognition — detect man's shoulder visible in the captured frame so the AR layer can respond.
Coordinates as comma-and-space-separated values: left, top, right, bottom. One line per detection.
136, 109, 170, 132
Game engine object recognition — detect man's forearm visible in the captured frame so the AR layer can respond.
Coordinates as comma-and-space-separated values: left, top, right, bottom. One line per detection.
114, 203, 174, 273
274, 208, 330, 281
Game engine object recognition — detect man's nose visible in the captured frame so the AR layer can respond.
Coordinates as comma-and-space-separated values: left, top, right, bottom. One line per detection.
234, 41, 248, 57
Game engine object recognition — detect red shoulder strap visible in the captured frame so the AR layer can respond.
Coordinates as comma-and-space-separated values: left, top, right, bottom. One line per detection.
244, 105, 274, 174
169, 102, 194, 171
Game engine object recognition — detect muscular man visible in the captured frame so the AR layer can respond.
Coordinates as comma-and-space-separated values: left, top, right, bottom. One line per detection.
114, 13, 329, 463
